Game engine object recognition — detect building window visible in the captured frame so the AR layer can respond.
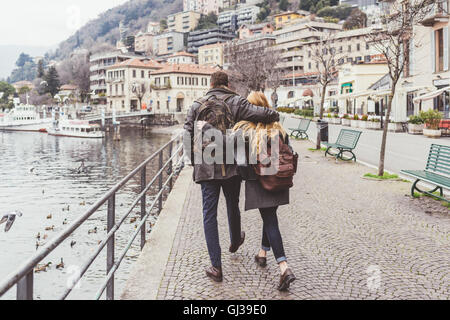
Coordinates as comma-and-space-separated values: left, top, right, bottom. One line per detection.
141, 70, 145, 78
133, 70, 137, 78
435, 28, 445, 72
164, 77, 170, 85
348, 45, 352, 52
357, 43, 360, 51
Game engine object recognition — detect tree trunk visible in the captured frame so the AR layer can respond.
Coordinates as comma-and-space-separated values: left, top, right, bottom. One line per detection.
316, 84, 327, 149
319, 84, 327, 120
378, 91, 394, 177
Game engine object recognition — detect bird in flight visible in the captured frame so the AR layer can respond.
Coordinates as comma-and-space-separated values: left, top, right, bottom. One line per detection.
0, 211, 23, 232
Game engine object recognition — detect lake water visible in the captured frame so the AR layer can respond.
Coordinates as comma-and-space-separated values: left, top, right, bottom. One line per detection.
0, 128, 174, 300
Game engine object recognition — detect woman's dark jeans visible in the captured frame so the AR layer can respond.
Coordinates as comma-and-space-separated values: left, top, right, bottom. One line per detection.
260, 207, 287, 264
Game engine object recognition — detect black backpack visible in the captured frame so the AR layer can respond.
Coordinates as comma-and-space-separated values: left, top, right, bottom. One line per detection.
195, 94, 234, 134
194, 94, 235, 176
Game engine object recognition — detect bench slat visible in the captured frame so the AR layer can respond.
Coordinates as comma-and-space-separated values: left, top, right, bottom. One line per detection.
402, 170, 450, 188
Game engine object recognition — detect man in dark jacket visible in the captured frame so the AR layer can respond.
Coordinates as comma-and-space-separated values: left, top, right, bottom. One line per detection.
184, 71, 279, 282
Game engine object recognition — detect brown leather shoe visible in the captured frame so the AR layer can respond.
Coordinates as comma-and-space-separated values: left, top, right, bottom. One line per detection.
205, 266, 223, 283
229, 232, 246, 253
254, 255, 267, 268
278, 268, 296, 291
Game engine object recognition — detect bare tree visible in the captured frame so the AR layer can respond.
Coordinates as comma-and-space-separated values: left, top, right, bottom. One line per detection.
224, 39, 283, 97
366, 0, 436, 177
57, 53, 90, 103
130, 81, 147, 111
309, 33, 344, 121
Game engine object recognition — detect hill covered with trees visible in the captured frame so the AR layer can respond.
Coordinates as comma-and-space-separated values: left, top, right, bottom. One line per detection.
47, 0, 182, 61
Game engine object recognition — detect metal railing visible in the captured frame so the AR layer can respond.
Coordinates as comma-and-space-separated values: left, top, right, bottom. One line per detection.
0, 133, 185, 300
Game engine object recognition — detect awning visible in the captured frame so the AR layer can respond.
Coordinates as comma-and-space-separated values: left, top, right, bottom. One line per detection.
413, 86, 450, 103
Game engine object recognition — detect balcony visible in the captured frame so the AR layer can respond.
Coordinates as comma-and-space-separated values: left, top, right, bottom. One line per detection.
90, 84, 107, 91
150, 81, 172, 90
421, 1, 449, 26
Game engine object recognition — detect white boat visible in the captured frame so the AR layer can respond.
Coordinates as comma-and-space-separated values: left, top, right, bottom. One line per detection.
0, 104, 52, 132
47, 120, 105, 139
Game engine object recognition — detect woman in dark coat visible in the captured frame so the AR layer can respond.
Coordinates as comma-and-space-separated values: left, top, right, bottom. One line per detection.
234, 91, 296, 291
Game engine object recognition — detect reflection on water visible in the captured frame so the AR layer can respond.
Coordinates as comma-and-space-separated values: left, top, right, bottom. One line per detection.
0, 128, 172, 300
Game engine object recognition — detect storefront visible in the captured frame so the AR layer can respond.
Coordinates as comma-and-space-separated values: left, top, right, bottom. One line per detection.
414, 86, 450, 119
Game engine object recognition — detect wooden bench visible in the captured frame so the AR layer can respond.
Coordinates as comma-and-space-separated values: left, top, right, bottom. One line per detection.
323, 129, 362, 162
401, 144, 450, 203
289, 118, 311, 140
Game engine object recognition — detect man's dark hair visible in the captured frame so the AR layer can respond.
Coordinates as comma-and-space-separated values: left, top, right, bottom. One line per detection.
210, 71, 228, 88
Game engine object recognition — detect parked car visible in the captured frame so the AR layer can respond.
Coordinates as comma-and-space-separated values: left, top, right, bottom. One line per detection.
81, 106, 92, 112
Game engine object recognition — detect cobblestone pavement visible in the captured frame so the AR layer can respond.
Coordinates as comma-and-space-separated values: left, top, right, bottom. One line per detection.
156, 140, 450, 300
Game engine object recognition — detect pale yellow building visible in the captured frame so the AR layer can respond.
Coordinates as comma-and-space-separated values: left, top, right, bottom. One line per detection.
273, 11, 309, 29
106, 58, 162, 112
168, 11, 201, 33
198, 43, 224, 67
337, 59, 389, 115
148, 64, 217, 113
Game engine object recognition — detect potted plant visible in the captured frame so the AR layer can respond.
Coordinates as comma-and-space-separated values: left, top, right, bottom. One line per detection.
407, 115, 424, 135
342, 114, 351, 126
368, 118, 381, 130
323, 113, 332, 123
351, 114, 360, 128
388, 121, 403, 132
332, 113, 341, 125
421, 110, 443, 138
359, 114, 369, 129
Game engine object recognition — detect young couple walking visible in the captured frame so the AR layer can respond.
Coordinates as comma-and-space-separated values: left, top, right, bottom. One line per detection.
184, 71, 297, 291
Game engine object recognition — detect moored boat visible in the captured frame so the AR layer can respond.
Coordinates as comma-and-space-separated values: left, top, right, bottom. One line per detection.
47, 120, 105, 139
0, 104, 52, 132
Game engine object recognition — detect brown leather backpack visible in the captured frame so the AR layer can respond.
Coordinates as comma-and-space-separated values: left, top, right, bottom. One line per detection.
254, 136, 298, 192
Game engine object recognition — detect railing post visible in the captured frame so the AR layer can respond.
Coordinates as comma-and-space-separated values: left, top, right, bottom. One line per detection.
107, 194, 115, 300
17, 270, 33, 300
168, 141, 173, 192
140, 166, 146, 250
158, 150, 163, 214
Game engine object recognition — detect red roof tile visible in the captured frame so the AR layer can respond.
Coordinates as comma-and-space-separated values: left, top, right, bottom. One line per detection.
151, 63, 218, 75
108, 58, 162, 69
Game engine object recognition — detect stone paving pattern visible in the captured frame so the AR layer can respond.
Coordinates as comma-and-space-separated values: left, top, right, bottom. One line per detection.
156, 140, 450, 300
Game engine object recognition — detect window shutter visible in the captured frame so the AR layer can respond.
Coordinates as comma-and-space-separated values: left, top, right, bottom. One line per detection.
431, 30, 436, 73
444, 26, 449, 71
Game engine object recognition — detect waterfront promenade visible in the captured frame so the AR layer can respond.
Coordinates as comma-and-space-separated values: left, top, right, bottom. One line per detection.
122, 139, 450, 300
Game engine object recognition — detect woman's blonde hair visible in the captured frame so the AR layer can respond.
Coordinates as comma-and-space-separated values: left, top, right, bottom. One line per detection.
233, 91, 286, 153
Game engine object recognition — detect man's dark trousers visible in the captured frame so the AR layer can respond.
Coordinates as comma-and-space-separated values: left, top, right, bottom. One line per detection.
200, 176, 242, 268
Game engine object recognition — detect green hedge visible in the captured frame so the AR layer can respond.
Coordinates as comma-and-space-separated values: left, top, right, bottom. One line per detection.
294, 109, 314, 117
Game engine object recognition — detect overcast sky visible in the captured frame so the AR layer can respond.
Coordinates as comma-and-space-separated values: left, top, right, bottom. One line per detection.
0, 0, 129, 46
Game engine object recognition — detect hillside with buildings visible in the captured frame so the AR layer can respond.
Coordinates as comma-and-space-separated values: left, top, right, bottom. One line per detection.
48, 0, 183, 61
4, 0, 448, 126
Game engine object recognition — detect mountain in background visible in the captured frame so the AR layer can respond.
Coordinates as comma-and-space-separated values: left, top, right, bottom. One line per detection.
48, 0, 182, 61
0, 45, 53, 80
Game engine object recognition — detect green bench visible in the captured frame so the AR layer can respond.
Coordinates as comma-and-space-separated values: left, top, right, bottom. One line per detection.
289, 118, 311, 140
323, 129, 362, 162
401, 144, 450, 203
